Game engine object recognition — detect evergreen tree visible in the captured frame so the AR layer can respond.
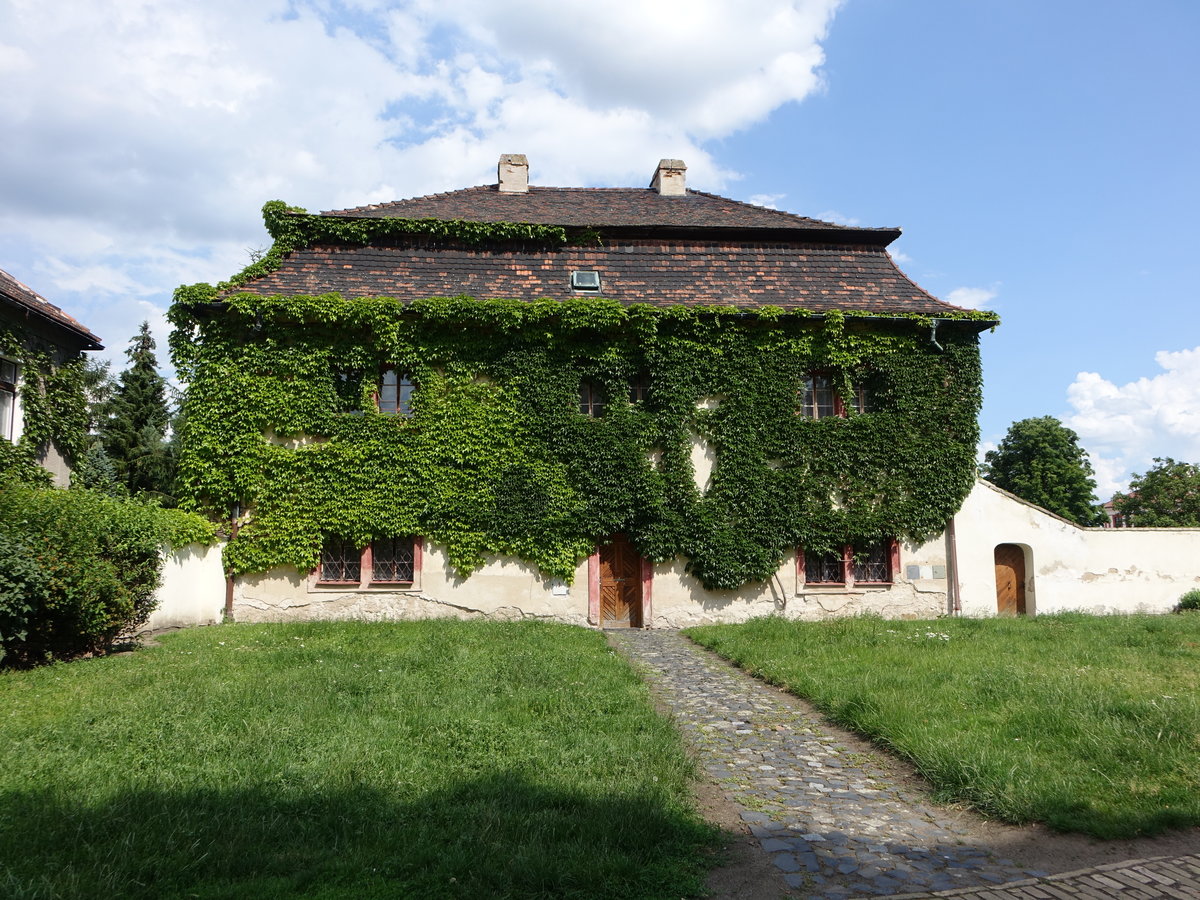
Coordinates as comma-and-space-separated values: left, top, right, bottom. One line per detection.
98, 322, 175, 502
982, 416, 1107, 526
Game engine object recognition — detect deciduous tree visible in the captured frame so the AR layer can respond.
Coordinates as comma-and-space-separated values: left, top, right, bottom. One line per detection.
982, 416, 1106, 526
1113, 458, 1200, 527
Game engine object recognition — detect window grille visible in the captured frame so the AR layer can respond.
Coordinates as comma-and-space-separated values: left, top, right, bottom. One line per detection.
372, 537, 415, 583
807, 550, 845, 584
320, 538, 361, 582
852, 541, 891, 583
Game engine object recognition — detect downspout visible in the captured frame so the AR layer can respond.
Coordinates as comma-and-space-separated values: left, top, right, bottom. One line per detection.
929, 319, 944, 352
946, 516, 962, 615
224, 503, 240, 622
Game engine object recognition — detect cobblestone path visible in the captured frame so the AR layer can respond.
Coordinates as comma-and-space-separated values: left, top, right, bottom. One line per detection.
608, 628, 1051, 899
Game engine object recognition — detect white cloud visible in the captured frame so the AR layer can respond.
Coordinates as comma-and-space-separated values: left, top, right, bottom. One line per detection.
1064, 346, 1200, 496
0, 0, 844, 366
946, 286, 998, 310
747, 193, 786, 210
815, 209, 860, 226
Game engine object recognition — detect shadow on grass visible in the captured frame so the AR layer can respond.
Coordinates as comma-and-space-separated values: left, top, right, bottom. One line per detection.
0, 773, 719, 900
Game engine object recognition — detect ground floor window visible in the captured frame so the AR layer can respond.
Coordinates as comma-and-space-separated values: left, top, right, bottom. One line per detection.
316, 536, 421, 588
799, 539, 897, 587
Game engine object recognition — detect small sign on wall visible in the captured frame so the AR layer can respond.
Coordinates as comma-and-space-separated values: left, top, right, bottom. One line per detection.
550, 580, 570, 596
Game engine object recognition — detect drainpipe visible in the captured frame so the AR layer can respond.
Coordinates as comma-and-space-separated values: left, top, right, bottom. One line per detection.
929, 319, 944, 352
946, 516, 962, 615
224, 502, 240, 622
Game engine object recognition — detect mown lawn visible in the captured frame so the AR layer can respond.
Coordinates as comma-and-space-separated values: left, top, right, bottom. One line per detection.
0, 620, 718, 899
687, 613, 1200, 839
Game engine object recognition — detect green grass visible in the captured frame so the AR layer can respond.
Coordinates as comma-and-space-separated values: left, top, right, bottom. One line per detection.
0, 620, 718, 899
686, 613, 1200, 839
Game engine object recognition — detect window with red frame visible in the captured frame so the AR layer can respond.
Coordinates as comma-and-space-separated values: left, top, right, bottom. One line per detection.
798, 373, 872, 419
318, 537, 419, 586
378, 368, 416, 416
800, 539, 896, 586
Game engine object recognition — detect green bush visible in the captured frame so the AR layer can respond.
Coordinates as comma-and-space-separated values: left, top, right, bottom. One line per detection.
1178, 589, 1200, 612
0, 479, 213, 666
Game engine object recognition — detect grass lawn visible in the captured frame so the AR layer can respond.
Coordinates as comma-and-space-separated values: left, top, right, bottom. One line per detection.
687, 613, 1200, 839
0, 620, 718, 899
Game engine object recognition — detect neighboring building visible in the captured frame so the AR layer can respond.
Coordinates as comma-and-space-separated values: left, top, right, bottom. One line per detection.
0, 267, 102, 485
172, 155, 1000, 626
1101, 497, 1130, 528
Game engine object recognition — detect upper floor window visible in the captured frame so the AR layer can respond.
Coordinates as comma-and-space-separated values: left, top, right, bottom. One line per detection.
0, 358, 18, 442
628, 374, 650, 405
579, 381, 605, 417
799, 373, 872, 419
379, 368, 415, 416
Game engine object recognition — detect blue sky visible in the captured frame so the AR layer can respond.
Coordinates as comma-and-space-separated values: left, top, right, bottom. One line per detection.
2, 0, 1197, 496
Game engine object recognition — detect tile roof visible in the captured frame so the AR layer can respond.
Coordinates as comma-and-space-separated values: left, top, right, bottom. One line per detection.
0, 267, 103, 349
323, 186, 900, 244
236, 238, 964, 317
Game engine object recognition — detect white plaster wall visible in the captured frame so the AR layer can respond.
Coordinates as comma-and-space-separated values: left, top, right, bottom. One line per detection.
952, 480, 1200, 616
146, 543, 226, 629
234, 545, 592, 625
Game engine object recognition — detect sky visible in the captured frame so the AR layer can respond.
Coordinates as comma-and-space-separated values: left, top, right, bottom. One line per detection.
2, 0, 1197, 497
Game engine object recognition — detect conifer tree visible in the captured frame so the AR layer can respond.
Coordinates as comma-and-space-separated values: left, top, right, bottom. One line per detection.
98, 322, 175, 501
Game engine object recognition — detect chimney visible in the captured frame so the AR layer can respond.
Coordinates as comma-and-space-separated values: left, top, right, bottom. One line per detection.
498, 153, 529, 193
650, 159, 687, 196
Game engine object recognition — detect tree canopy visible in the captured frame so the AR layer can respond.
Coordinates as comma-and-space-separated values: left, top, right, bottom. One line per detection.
1113, 458, 1200, 527
96, 322, 175, 502
981, 416, 1106, 526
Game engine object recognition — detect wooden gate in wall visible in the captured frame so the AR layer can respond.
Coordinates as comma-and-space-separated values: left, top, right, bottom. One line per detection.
994, 543, 1027, 616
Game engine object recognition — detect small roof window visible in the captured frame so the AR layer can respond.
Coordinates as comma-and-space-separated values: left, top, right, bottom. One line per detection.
570, 270, 601, 292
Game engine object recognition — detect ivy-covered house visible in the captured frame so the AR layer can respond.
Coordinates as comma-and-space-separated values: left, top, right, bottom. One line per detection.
0, 267, 102, 485
171, 155, 996, 626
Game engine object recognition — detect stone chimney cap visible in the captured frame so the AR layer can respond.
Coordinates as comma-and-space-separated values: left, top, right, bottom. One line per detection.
651, 158, 687, 196
498, 153, 529, 193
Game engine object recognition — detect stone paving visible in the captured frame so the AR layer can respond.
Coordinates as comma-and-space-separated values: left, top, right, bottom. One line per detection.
908, 854, 1200, 899
608, 628, 1056, 899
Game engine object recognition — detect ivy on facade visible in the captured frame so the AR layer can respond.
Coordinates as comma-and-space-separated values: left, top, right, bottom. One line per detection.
0, 326, 89, 485
171, 285, 992, 589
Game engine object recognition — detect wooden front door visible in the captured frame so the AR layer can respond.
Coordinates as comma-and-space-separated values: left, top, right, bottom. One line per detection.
599, 535, 643, 627
994, 543, 1026, 615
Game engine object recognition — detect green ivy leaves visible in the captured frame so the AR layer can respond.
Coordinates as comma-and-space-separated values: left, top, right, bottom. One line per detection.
171, 294, 984, 589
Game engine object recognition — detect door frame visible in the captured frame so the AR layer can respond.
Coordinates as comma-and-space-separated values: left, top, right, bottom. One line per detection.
588, 536, 653, 627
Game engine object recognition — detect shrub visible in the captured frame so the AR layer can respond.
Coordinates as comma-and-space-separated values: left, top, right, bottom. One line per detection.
0, 479, 213, 666
1178, 589, 1200, 612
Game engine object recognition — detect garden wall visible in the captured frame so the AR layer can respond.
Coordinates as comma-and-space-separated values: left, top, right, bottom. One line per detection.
145, 543, 226, 629
953, 479, 1200, 616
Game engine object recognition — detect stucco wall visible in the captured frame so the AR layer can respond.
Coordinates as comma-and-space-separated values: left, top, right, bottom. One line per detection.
150, 479, 1200, 630
953, 479, 1200, 616
233, 541, 947, 628
145, 543, 226, 629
